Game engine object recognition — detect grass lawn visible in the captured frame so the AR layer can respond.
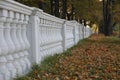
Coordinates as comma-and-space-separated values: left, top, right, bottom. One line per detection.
15, 34, 120, 80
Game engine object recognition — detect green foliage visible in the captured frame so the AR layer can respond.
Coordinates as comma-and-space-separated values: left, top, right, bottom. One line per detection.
102, 36, 120, 45
63, 49, 72, 56
68, 0, 103, 23
15, 0, 120, 24
15, 0, 39, 7
14, 77, 26, 80
40, 54, 59, 68
113, 0, 120, 22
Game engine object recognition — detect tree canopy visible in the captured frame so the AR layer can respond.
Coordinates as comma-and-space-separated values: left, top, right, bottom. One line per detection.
15, 0, 120, 24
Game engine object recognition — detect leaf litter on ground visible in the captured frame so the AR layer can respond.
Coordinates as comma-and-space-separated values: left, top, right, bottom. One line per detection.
15, 34, 120, 80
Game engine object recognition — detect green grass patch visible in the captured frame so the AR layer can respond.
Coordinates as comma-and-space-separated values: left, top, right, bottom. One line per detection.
101, 36, 120, 45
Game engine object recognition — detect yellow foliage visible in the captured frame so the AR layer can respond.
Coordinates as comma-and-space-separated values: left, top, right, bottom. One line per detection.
91, 24, 99, 33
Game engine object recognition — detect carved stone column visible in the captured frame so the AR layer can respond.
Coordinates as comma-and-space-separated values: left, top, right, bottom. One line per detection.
0, 9, 11, 80
16, 13, 27, 75
22, 15, 31, 71
11, 12, 23, 76
4, 10, 17, 78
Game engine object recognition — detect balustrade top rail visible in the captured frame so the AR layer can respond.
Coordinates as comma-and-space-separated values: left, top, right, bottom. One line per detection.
0, 0, 32, 15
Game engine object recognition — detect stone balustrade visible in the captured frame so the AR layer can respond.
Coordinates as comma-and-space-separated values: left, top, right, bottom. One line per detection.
0, 0, 93, 80
0, 0, 32, 80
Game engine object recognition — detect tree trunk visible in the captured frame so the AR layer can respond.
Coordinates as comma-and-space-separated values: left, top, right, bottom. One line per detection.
62, 0, 67, 19
71, 5, 74, 20
67, 13, 71, 20
54, 0, 60, 17
50, 0, 54, 15
39, 0, 44, 10
103, 0, 113, 36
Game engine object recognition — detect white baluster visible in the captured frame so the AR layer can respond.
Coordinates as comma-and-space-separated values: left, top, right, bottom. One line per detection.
11, 15, 21, 53
13, 53, 23, 76
52, 26, 54, 43
41, 19, 44, 44
57, 28, 59, 41
46, 26, 49, 56
41, 26, 44, 45
53, 25, 56, 42
17, 13, 25, 51
43, 27, 46, 44
57, 26, 59, 41
0, 56, 11, 80
45, 26, 47, 44
49, 25, 53, 54
80, 25, 82, 39
49, 24, 52, 43
0, 9, 11, 80
39, 19, 42, 45
41, 19, 46, 44
40, 21, 43, 45
10, 12, 23, 76
43, 26, 48, 43
40, 25, 44, 59
46, 20, 49, 43
48, 21, 50, 43
21, 15, 31, 71
6, 54, 16, 78
4, 10, 17, 78
53, 27, 56, 42
49, 27, 52, 44
58, 26, 62, 53
46, 26, 49, 44
58, 28, 62, 52
45, 26, 48, 45
17, 13, 27, 75
56, 28, 59, 42
5, 11, 15, 53
24, 15, 30, 49
0, 10, 9, 56
49, 26, 52, 43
